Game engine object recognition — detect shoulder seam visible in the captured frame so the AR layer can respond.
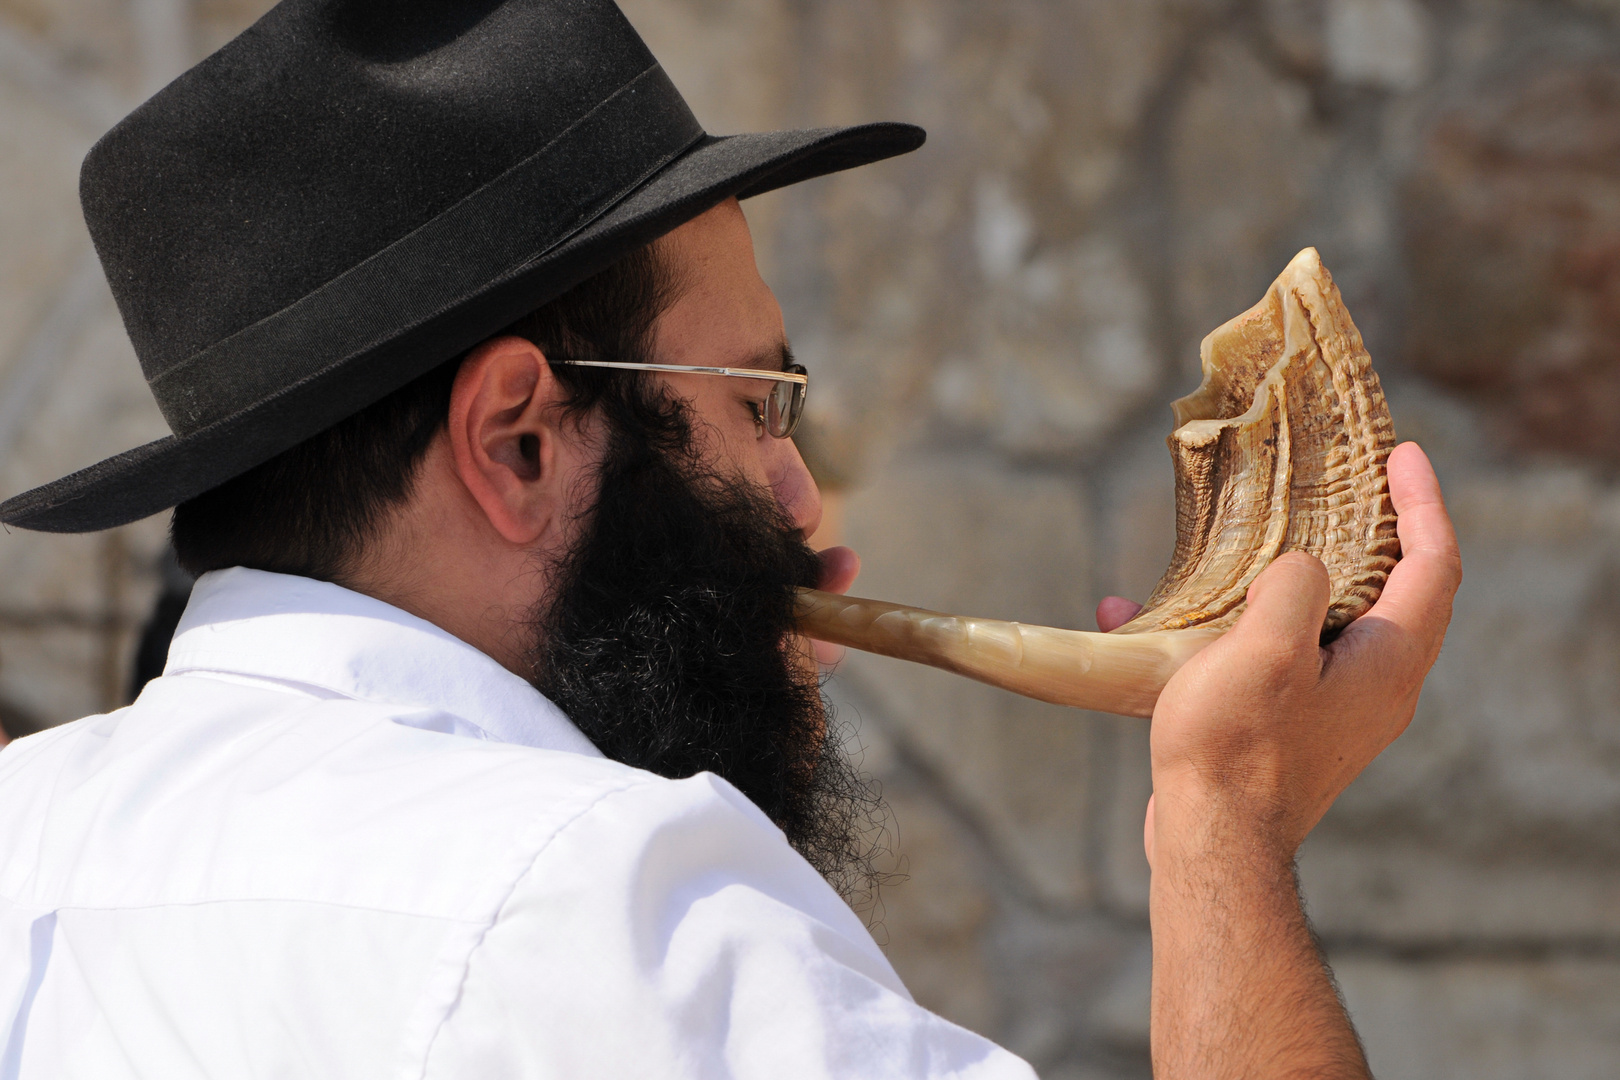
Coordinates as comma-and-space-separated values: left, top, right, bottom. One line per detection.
394, 772, 664, 1080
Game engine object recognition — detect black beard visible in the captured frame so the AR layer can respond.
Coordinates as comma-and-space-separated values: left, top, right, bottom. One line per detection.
529, 405, 885, 903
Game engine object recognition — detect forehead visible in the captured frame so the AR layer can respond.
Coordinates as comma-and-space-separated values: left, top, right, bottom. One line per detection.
651, 200, 785, 367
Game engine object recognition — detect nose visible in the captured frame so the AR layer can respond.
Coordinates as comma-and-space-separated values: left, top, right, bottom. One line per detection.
769, 439, 823, 538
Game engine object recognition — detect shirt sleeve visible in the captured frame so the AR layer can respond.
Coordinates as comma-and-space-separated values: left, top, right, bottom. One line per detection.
422, 772, 1037, 1080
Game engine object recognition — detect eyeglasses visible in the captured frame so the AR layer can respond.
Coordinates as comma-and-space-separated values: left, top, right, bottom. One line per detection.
550, 360, 809, 439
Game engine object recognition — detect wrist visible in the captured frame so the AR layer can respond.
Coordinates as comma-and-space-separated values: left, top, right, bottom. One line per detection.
1150, 778, 1300, 873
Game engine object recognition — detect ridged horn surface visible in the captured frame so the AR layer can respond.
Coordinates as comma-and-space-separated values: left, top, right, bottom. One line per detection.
1114, 246, 1399, 636
796, 248, 1399, 718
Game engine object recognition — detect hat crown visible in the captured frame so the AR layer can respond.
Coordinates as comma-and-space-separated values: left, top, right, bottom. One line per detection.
325, 0, 510, 63
4, 0, 921, 534
81, 0, 666, 381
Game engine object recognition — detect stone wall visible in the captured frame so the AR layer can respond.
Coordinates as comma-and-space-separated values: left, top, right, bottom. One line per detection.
3, 1, 1619, 1076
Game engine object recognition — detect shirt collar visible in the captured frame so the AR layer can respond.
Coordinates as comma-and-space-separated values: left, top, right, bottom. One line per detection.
165, 567, 602, 758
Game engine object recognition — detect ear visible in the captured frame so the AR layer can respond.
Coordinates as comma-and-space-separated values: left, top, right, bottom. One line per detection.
447, 335, 574, 546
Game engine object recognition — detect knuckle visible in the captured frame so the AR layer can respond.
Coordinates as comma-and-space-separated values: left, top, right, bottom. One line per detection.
1405, 548, 1462, 598
1425, 541, 1463, 581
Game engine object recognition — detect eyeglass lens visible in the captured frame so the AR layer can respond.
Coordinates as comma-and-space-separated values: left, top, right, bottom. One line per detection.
765, 366, 807, 438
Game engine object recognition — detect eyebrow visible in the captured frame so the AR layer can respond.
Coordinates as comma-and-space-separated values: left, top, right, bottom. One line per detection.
738, 341, 795, 373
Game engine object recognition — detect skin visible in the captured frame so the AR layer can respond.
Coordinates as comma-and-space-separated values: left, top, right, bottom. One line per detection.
348, 197, 1462, 1077
346, 199, 856, 673
1097, 442, 1460, 1078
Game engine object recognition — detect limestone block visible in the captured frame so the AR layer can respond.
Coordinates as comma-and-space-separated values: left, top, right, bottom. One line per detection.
9, 277, 171, 482
982, 912, 1151, 1078
931, 228, 1163, 457
0, 526, 122, 624
617, 0, 796, 273
838, 451, 1102, 905
194, 0, 273, 59
1572, 0, 1620, 21
867, 778, 999, 1040
1092, 718, 1152, 917
1403, 40, 1620, 462
1085, 430, 1177, 915
0, 517, 164, 723
843, 451, 1096, 628
1380, 375, 1495, 473
1169, 35, 1330, 377
0, 624, 110, 727
1334, 956, 1620, 1080
0, 0, 136, 95
755, 0, 1184, 473
791, 0, 1180, 182
0, 285, 166, 725
1301, 839, 1620, 942
1086, 939, 1152, 1058
1300, 465, 1620, 938
1262, 0, 1327, 74
0, 288, 168, 617
1325, 0, 1432, 92
844, 654, 1102, 907
0, 77, 96, 375
1093, 426, 1178, 604
617, 0, 793, 141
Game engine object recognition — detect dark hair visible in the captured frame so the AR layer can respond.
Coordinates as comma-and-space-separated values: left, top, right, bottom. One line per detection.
171, 242, 680, 580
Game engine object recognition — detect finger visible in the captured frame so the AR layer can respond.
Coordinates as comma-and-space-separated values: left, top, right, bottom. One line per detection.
1359, 442, 1462, 652
1096, 596, 1144, 632
1386, 442, 1461, 569
1230, 551, 1332, 657
816, 546, 861, 594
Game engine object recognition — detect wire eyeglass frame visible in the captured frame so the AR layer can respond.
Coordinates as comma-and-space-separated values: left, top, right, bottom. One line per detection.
550, 359, 809, 438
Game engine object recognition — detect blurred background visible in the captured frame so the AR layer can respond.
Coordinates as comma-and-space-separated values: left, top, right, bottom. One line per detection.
2, 0, 1619, 1075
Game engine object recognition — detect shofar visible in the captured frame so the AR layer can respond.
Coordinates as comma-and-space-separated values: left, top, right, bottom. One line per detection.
795, 247, 1400, 718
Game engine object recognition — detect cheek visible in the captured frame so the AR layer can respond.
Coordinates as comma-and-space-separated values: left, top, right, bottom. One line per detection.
682, 384, 821, 530
683, 382, 759, 460
695, 416, 770, 487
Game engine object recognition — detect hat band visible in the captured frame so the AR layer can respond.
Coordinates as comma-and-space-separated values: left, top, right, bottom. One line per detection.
148, 63, 704, 437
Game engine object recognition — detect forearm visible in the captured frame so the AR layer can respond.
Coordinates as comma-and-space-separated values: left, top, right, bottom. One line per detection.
1148, 795, 1369, 1080
1134, 445, 1459, 1077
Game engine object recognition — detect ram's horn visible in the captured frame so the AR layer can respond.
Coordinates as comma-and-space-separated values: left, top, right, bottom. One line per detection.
795, 589, 1224, 717
797, 247, 1400, 719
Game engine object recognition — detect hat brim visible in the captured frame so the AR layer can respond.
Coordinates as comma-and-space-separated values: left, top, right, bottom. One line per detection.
0, 122, 924, 533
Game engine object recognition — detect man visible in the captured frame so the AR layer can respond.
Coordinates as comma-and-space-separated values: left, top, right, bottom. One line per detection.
0, 0, 1460, 1076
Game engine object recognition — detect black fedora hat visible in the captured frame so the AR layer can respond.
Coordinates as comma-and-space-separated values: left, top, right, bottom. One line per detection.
0, 0, 923, 533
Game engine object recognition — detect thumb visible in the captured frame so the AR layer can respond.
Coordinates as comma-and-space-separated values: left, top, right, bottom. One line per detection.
1229, 551, 1333, 657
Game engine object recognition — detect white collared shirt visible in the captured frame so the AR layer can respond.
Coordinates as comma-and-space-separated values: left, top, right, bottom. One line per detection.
0, 568, 1033, 1079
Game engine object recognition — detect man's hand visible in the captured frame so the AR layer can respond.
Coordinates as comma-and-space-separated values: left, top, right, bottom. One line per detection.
1152, 440, 1459, 861
1123, 442, 1460, 1079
